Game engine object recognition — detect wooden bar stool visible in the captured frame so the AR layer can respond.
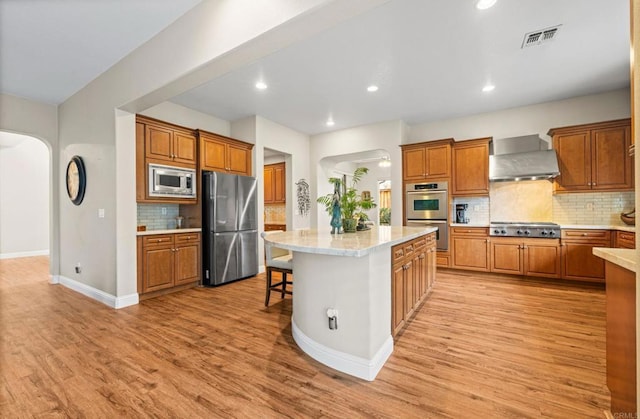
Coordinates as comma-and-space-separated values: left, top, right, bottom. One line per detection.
260, 231, 293, 306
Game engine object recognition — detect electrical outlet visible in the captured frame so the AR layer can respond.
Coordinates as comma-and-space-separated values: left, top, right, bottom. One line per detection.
161, 207, 167, 215
98, 208, 105, 218
586, 202, 594, 211
75, 263, 82, 274
474, 205, 480, 211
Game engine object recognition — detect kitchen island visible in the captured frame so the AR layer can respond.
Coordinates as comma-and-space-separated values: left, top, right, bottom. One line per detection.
263, 226, 436, 380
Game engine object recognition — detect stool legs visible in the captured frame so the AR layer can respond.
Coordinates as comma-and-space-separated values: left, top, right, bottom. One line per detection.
265, 268, 272, 306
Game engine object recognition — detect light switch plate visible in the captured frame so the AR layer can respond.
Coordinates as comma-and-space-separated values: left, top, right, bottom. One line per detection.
98, 208, 105, 218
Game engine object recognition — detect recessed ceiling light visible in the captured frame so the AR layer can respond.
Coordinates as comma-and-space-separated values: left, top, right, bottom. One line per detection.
476, 0, 497, 10
367, 85, 379, 92
326, 119, 335, 127
482, 84, 495, 92
255, 81, 268, 90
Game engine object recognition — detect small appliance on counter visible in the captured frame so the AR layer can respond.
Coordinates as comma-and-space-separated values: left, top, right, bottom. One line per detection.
455, 204, 469, 224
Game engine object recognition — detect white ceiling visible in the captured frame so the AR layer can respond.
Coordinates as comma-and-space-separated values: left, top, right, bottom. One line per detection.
0, 0, 630, 136
0, 0, 201, 105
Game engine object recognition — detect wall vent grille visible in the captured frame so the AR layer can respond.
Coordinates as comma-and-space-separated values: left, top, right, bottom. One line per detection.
522, 25, 561, 48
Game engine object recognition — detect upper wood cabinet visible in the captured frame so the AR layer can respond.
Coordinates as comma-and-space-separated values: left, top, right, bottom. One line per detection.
401, 139, 453, 181
549, 119, 633, 192
198, 130, 253, 176
136, 116, 198, 204
264, 162, 285, 204
452, 137, 490, 196
139, 116, 197, 167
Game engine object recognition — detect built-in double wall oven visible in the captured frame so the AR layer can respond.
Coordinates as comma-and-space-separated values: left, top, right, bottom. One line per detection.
405, 181, 448, 250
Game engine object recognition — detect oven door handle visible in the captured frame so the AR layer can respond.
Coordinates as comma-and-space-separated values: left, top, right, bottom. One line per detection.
406, 190, 447, 195
407, 220, 447, 224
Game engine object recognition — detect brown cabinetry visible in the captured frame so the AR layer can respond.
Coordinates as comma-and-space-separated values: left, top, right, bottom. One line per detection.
391, 233, 435, 337
264, 162, 285, 204
198, 130, 253, 176
136, 116, 198, 204
560, 229, 611, 282
604, 261, 637, 415
490, 237, 561, 278
452, 138, 490, 196
614, 230, 635, 249
549, 119, 633, 192
401, 139, 453, 181
138, 232, 201, 297
264, 224, 286, 232
450, 227, 490, 272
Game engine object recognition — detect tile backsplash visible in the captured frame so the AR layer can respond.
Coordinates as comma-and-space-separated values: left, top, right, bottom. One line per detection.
265, 204, 286, 223
137, 204, 180, 230
552, 191, 635, 226
452, 197, 490, 225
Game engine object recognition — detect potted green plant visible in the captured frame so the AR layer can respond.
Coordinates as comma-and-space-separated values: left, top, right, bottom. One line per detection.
317, 167, 377, 233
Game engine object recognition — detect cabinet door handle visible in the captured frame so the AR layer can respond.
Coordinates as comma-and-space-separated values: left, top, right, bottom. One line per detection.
419, 254, 425, 259
582, 233, 588, 236
593, 183, 596, 186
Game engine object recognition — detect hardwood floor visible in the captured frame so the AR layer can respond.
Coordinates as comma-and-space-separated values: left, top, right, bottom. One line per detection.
0, 257, 608, 418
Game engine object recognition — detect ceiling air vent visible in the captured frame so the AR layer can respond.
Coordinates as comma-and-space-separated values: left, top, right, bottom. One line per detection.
521, 25, 561, 48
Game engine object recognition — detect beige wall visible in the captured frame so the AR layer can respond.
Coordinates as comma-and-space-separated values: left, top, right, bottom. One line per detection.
408, 88, 631, 143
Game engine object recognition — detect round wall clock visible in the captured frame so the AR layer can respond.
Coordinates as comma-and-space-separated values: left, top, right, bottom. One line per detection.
66, 155, 86, 205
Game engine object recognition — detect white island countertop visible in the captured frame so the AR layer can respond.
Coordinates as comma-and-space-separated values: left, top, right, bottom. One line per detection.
593, 248, 636, 273
262, 226, 436, 257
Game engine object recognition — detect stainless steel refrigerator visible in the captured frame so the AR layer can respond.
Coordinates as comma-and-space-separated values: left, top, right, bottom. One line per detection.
202, 171, 259, 286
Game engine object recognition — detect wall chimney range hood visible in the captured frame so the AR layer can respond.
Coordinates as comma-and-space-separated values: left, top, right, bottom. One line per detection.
489, 134, 560, 182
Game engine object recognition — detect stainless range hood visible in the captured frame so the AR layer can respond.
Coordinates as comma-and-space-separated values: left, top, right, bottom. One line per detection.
489, 135, 560, 182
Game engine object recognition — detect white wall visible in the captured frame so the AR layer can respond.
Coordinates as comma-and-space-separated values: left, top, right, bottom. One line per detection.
231, 115, 311, 269
141, 102, 230, 136
0, 134, 49, 258
0, 94, 59, 275
310, 120, 407, 229
408, 88, 631, 143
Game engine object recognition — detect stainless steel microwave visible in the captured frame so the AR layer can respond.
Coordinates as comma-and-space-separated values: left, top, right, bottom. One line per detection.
148, 163, 196, 198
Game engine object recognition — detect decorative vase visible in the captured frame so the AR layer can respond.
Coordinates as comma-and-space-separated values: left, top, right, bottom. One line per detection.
342, 218, 357, 233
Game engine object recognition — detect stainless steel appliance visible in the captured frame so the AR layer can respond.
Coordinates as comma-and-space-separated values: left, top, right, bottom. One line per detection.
489, 135, 560, 182
202, 171, 258, 286
148, 163, 196, 198
455, 204, 468, 224
405, 181, 449, 250
490, 221, 560, 238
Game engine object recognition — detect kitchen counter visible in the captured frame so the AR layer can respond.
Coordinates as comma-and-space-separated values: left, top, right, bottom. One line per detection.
450, 223, 490, 227
593, 248, 636, 273
264, 226, 436, 381
136, 228, 201, 236
560, 224, 635, 232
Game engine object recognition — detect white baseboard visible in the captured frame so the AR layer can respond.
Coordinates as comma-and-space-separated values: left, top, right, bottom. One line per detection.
0, 249, 49, 259
56, 275, 139, 309
291, 318, 394, 381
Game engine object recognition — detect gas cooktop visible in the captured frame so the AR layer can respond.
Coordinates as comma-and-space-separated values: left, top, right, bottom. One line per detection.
490, 221, 561, 238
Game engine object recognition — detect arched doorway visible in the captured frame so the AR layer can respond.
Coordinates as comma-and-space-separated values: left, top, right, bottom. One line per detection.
0, 132, 50, 267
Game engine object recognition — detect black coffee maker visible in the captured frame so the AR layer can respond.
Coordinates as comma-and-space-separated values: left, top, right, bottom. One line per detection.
455, 204, 468, 224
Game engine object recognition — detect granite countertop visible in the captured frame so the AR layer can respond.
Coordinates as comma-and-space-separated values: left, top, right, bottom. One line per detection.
593, 248, 636, 273
263, 226, 436, 257
137, 228, 202, 236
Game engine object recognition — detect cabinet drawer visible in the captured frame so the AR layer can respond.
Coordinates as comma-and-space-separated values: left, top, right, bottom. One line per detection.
451, 227, 489, 236
561, 229, 611, 242
412, 236, 427, 250
142, 235, 174, 247
616, 231, 635, 248
175, 233, 200, 245
392, 245, 405, 262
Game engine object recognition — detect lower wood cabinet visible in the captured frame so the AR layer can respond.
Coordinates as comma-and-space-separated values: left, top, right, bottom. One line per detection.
391, 233, 436, 337
490, 238, 561, 278
138, 232, 201, 297
560, 229, 611, 282
450, 227, 490, 272
604, 261, 637, 415
614, 230, 635, 249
